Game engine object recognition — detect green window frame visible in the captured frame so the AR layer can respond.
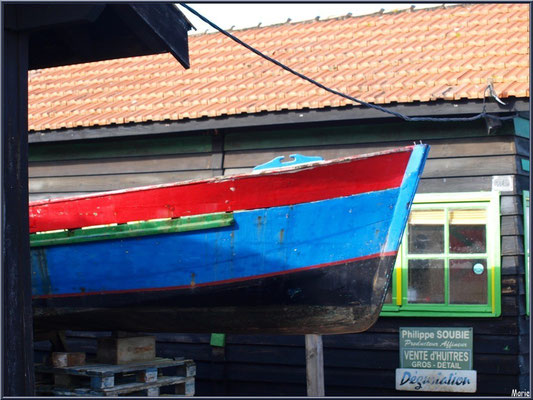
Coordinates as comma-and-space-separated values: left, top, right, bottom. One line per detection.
524, 190, 530, 317
381, 192, 501, 317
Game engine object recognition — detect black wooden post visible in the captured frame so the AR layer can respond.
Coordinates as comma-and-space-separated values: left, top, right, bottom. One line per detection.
2, 27, 35, 396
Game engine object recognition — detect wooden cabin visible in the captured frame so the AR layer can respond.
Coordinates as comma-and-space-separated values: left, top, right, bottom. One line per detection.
30, 4, 529, 396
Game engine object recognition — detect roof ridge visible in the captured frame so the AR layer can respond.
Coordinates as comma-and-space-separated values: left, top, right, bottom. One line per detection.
188, 3, 472, 37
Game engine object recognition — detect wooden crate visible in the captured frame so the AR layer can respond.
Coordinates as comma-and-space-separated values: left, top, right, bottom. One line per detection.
35, 357, 195, 396
51, 352, 86, 368
97, 336, 156, 365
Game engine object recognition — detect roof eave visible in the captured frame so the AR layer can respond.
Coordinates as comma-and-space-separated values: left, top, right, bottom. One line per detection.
28, 98, 530, 144
20, 4, 193, 70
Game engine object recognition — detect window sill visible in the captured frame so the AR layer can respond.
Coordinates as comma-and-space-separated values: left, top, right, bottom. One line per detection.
380, 306, 500, 318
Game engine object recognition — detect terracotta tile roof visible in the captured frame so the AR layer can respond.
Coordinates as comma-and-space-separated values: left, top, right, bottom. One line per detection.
28, 3, 529, 132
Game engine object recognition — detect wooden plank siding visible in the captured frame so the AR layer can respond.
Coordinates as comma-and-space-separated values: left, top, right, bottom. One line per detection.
28, 133, 222, 201
34, 324, 526, 396
29, 117, 529, 395
28, 120, 522, 199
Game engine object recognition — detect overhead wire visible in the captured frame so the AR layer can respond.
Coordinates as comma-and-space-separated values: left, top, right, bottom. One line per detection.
179, 3, 519, 123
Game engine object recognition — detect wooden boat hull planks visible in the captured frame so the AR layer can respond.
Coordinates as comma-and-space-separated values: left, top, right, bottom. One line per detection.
33, 253, 397, 335
30, 145, 429, 334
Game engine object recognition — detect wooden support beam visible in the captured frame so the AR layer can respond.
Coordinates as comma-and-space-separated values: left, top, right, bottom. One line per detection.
305, 334, 324, 396
2, 25, 35, 395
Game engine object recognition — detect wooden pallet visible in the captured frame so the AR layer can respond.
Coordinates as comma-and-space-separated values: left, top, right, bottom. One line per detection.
35, 357, 195, 396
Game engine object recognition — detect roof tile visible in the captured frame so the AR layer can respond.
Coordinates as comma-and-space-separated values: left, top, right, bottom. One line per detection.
28, 3, 529, 132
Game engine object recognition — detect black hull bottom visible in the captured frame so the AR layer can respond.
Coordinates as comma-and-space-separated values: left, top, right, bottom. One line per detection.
33, 254, 396, 335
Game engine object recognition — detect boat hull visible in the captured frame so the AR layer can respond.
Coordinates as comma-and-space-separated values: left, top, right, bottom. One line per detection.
30, 145, 429, 334
33, 253, 396, 334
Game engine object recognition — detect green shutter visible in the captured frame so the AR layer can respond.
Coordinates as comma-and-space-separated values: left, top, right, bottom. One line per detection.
514, 116, 530, 138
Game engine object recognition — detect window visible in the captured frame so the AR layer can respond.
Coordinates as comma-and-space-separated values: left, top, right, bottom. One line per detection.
382, 192, 501, 317
524, 190, 530, 317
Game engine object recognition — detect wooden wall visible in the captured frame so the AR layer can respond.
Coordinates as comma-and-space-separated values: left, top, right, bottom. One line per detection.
29, 119, 527, 200
28, 133, 223, 200
30, 117, 529, 395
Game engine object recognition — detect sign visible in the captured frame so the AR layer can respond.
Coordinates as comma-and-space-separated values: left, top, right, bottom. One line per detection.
492, 175, 514, 192
396, 368, 477, 392
400, 327, 473, 370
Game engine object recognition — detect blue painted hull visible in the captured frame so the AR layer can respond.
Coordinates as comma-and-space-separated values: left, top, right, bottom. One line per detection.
33, 188, 399, 296
32, 145, 429, 334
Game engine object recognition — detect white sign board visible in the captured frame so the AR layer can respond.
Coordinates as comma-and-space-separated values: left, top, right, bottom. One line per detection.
492, 175, 514, 192
396, 368, 477, 393
400, 327, 473, 370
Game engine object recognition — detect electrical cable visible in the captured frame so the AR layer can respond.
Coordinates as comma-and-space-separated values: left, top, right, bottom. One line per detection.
179, 3, 520, 123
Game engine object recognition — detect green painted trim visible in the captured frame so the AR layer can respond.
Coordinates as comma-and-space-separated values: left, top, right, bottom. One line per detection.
392, 254, 400, 306
521, 158, 530, 173
225, 120, 514, 151
443, 208, 450, 305
524, 190, 530, 317
384, 303, 493, 312
381, 304, 400, 312
29, 134, 213, 162
382, 255, 400, 308
30, 212, 234, 247
413, 191, 499, 203
514, 116, 530, 138
210, 333, 226, 347
380, 310, 496, 318
380, 192, 501, 318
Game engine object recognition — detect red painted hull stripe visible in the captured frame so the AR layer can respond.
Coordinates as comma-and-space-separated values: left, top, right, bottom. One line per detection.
32, 250, 398, 299
29, 148, 412, 233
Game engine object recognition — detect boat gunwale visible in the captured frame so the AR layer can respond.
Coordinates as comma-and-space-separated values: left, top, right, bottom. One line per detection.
28, 145, 416, 207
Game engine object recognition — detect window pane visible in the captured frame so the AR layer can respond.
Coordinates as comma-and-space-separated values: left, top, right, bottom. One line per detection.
408, 225, 444, 254
449, 224, 486, 253
450, 259, 487, 304
449, 208, 486, 224
408, 259, 444, 303
409, 209, 445, 225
